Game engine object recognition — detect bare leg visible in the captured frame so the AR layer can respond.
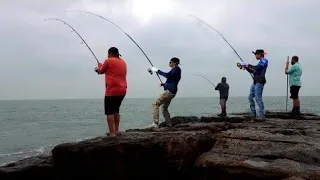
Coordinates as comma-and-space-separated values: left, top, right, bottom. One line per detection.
292, 99, 295, 111
296, 99, 301, 113
293, 99, 301, 114
114, 113, 120, 133
106, 115, 116, 137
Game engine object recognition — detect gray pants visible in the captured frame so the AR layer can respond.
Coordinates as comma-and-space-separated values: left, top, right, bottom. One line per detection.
219, 99, 227, 106
219, 98, 228, 115
152, 90, 176, 124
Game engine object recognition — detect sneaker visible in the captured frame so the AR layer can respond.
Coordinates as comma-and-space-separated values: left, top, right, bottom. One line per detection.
293, 106, 301, 116
217, 113, 226, 117
247, 115, 256, 123
145, 122, 159, 128
166, 122, 173, 128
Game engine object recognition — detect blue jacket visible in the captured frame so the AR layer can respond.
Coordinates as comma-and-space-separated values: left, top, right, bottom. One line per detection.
157, 66, 181, 94
246, 58, 268, 84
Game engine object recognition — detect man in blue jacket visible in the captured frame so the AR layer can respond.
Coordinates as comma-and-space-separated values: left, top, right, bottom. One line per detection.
147, 57, 181, 128
239, 49, 268, 121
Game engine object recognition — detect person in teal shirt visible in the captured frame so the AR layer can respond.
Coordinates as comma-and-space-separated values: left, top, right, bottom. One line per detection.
285, 56, 302, 115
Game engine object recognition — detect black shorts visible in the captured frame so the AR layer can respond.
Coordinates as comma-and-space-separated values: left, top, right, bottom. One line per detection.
104, 95, 125, 115
290, 86, 300, 99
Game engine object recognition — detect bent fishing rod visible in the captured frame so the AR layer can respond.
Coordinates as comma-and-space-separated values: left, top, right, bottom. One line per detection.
188, 15, 254, 79
66, 10, 163, 84
44, 18, 99, 64
192, 74, 216, 87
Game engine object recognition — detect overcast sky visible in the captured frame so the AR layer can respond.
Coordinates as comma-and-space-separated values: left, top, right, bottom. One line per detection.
0, 0, 319, 100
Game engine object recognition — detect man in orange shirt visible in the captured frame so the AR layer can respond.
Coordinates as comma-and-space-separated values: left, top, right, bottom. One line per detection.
94, 47, 127, 137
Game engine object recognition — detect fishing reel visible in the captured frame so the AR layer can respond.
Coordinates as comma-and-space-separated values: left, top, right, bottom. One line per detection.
94, 67, 100, 74
236, 62, 243, 69
237, 62, 248, 70
147, 68, 153, 75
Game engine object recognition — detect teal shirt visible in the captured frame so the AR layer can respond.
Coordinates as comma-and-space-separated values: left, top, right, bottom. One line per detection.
286, 63, 302, 86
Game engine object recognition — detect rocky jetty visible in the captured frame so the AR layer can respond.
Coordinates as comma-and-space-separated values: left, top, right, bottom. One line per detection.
1, 111, 320, 180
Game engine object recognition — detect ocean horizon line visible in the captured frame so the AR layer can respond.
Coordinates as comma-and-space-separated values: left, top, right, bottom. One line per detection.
0, 96, 319, 101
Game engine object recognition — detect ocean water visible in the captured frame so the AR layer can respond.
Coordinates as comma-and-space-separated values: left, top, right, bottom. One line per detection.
0, 96, 319, 165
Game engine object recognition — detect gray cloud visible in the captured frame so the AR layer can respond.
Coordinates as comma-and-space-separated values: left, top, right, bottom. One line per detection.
0, 0, 319, 100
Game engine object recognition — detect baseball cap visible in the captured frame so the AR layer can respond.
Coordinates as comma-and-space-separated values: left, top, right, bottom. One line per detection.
252, 49, 267, 55
170, 57, 180, 65
108, 47, 122, 57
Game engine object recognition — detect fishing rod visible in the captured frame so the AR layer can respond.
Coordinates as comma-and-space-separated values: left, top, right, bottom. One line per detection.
286, 56, 289, 111
192, 74, 216, 87
44, 18, 99, 64
65, 10, 163, 84
188, 15, 254, 79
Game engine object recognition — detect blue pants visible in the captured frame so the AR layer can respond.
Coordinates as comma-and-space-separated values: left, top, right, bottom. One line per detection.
248, 83, 265, 118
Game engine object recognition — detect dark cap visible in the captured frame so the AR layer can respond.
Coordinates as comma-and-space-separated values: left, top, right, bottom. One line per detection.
252, 49, 265, 55
108, 47, 122, 57
221, 77, 226, 82
170, 57, 180, 65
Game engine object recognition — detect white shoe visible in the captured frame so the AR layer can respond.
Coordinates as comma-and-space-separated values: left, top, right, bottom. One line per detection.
145, 122, 158, 128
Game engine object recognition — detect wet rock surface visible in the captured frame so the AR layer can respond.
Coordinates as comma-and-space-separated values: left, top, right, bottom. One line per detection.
0, 155, 53, 179
1, 111, 320, 180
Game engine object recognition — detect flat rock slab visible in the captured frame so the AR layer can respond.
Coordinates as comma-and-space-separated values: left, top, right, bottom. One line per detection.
231, 111, 320, 120
196, 119, 320, 179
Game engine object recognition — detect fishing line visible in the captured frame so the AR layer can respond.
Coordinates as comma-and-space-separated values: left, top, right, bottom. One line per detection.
65, 10, 163, 84
192, 73, 216, 87
188, 15, 254, 79
44, 18, 99, 64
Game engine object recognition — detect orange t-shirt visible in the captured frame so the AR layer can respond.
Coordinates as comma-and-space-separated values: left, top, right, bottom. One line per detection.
98, 57, 127, 96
